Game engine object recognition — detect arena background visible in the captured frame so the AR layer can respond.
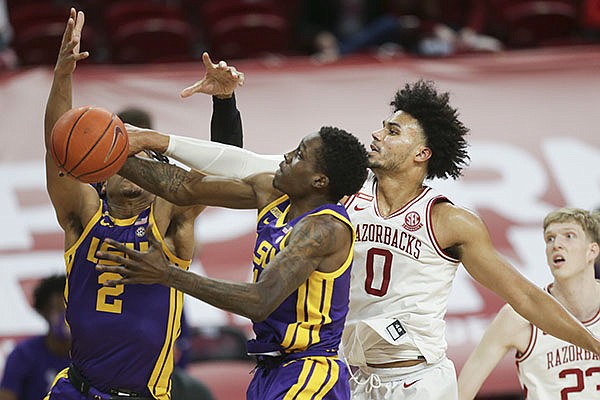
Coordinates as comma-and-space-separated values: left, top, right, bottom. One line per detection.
0, 45, 599, 397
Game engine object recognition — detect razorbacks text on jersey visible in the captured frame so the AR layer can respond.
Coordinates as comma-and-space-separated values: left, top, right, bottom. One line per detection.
516, 284, 600, 400
62, 200, 189, 399
342, 171, 460, 366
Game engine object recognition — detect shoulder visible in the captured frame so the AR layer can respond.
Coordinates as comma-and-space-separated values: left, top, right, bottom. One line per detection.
430, 201, 488, 248
293, 213, 352, 251
493, 304, 532, 352
5, 336, 45, 363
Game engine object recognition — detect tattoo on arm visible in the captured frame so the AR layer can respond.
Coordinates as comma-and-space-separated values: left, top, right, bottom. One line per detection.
167, 267, 263, 320
120, 157, 197, 205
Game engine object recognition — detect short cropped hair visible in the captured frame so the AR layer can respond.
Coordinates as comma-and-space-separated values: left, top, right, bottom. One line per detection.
391, 80, 470, 180
33, 274, 66, 314
316, 126, 369, 201
543, 208, 600, 244
118, 108, 153, 129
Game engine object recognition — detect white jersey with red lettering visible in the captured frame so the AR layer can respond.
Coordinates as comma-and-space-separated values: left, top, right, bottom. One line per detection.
342, 171, 460, 367
516, 285, 600, 400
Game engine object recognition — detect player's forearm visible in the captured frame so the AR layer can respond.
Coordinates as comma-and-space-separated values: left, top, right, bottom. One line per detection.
165, 134, 280, 179
44, 72, 72, 146
211, 94, 243, 148
511, 285, 599, 354
119, 156, 199, 206
166, 267, 268, 321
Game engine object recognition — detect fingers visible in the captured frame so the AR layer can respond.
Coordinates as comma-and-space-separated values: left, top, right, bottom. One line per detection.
99, 238, 140, 260
202, 52, 215, 69
180, 80, 203, 98
230, 67, 245, 86
74, 10, 85, 33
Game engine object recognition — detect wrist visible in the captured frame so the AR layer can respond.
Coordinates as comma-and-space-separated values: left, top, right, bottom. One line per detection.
146, 130, 170, 153
214, 93, 234, 100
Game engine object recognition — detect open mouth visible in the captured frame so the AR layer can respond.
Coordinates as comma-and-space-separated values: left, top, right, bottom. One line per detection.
552, 254, 565, 267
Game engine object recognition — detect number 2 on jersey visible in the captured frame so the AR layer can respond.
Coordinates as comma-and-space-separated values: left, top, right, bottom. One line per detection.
96, 272, 124, 313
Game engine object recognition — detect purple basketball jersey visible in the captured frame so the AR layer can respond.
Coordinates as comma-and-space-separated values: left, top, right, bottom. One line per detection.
248, 195, 354, 398
60, 200, 189, 399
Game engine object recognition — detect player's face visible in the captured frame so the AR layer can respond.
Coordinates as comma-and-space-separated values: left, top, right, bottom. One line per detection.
104, 151, 154, 201
368, 110, 428, 171
544, 221, 597, 279
273, 133, 324, 196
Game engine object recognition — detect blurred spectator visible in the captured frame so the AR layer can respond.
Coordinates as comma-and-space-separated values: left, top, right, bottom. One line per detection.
417, 0, 503, 56
296, 0, 502, 63
0, 275, 71, 400
0, 0, 17, 69
296, 0, 418, 62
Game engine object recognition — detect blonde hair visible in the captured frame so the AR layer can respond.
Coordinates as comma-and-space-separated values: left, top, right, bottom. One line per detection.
543, 207, 600, 244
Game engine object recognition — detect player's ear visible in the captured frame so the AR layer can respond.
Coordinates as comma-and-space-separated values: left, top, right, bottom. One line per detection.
313, 174, 329, 189
416, 146, 432, 162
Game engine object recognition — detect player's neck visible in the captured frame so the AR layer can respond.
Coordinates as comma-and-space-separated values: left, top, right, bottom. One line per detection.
373, 173, 425, 217
551, 274, 600, 321
286, 195, 332, 222
106, 196, 154, 219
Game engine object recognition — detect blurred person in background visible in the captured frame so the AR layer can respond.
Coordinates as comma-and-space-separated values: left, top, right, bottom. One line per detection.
0, 274, 70, 400
0, 0, 17, 69
458, 208, 600, 399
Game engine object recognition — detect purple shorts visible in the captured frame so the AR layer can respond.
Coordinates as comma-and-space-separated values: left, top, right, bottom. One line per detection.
247, 356, 349, 400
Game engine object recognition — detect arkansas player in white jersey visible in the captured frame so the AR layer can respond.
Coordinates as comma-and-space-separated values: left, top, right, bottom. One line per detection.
517, 300, 600, 399
343, 175, 459, 367
458, 208, 600, 400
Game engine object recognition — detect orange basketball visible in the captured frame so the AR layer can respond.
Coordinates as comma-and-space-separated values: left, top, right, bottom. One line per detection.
50, 105, 129, 183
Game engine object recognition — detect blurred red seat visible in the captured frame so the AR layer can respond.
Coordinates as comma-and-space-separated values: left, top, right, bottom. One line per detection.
207, 13, 290, 59
8, 3, 69, 34
499, 1, 580, 47
200, 0, 285, 21
109, 17, 195, 64
103, 0, 185, 30
13, 22, 97, 66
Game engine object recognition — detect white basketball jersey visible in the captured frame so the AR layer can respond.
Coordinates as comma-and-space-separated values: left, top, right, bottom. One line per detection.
516, 286, 600, 400
342, 172, 460, 366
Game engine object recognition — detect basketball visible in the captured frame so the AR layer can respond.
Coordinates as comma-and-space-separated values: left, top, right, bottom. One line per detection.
50, 105, 129, 183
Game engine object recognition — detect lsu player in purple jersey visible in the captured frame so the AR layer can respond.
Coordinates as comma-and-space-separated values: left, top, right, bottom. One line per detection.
113, 79, 600, 400
458, 208, 600, 400
94, 126, 369, 399
44, 9, 243, 400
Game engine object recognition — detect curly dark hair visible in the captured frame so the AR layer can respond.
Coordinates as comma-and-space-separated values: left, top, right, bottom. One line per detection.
315, 126, 369, 201
391, 80, 470, 180
33, 274, 65, 314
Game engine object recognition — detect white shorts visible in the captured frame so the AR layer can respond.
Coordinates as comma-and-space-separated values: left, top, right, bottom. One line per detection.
350, 357, 457, 400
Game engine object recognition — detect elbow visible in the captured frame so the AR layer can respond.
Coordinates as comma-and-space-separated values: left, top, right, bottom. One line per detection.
246, 286, 279, 322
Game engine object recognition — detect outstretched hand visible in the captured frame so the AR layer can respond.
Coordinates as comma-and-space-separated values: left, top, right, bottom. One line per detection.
95, 226, 173, 287
55, 8, 89, 76
180, 52, 245, 99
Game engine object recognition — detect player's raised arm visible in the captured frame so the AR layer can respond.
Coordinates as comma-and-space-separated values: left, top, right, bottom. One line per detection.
119, 155, 273, 210
182, 51, 245, 147
43, 8, 96, 235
